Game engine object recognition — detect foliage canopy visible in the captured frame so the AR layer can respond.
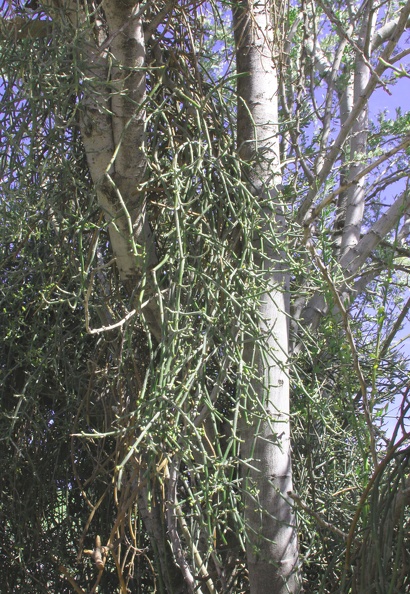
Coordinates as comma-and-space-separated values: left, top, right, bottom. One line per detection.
1, 0, 410, 592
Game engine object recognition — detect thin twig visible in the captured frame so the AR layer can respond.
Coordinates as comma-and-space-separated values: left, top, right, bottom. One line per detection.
288, 492, 354, 542
306, 228, 378, 467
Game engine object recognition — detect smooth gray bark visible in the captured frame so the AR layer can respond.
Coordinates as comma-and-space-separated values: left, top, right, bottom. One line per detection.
234, 2, 300, 592
339, 10, 371, 258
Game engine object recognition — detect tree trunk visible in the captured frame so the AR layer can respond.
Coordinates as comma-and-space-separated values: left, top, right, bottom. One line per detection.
234, 2, 300, 592
78, 1, 162, 341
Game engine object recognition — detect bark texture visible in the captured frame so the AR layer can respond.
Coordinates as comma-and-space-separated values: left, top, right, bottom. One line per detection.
234, 2, 300, 592
78, 2, 162, 341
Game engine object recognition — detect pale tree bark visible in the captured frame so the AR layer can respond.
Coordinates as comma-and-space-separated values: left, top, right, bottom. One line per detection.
332, 71, 354, 257
339, 2, 374, 258
234, 2, 300, 592
76, 1, 162, 341
300, 0, 410, 330
297, 0, 410, 226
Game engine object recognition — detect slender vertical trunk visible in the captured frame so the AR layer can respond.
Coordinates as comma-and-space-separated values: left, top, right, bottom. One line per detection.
234, 2, 300, 592
333, 70, 354, 257
339, 44, 370, 257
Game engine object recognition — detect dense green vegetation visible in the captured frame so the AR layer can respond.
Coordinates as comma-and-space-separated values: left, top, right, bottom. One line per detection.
1, 1, 409, 592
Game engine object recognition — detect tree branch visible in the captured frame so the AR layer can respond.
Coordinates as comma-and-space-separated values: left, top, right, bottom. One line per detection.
0, 15, 51, 39
340, 190, 410, 275
288, 492, 353, 542
297, 1, 410, 223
